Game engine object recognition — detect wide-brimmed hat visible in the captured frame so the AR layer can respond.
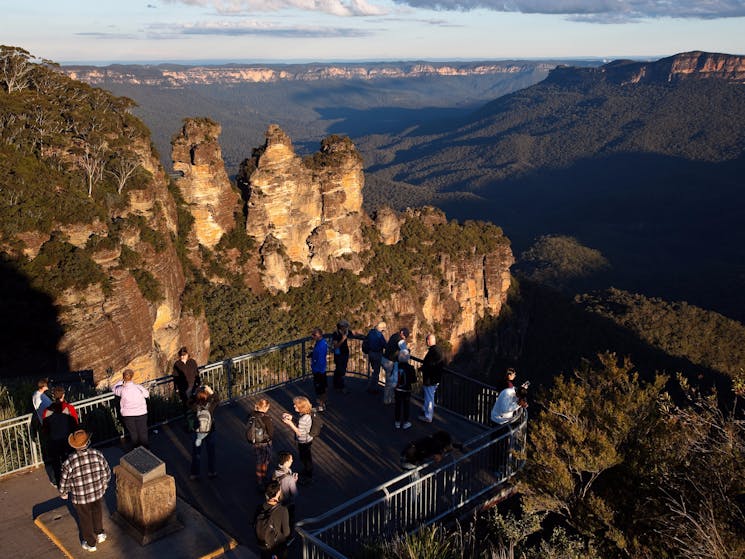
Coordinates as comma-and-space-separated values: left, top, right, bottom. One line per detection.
68, 429, 91, 450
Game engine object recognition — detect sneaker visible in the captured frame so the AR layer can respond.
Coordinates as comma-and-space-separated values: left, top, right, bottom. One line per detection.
316, 405, 325, 412
395, 422, 401, 429
81, 541, 97, 552
402, 422, 412, 430
96, 533, 107, 544
418, 415, 432, 423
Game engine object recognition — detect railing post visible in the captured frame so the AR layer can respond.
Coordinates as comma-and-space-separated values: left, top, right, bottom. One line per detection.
224, 358, 233, 400
302, 340, 307, 377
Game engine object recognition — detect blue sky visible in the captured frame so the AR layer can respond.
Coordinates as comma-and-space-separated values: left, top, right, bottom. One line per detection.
4, 0, 745, 64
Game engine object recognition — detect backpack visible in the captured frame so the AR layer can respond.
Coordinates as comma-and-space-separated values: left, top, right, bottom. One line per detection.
195, 406, 212, 433
246, 414, 270, 444
255, 505, 279, 550
309, 410, 324, 438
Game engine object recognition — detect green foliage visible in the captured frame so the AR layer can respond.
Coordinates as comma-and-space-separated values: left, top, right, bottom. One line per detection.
23, 234, 108, 296
118, 244, 142, 269
517, 235, 609, 291
578, 288, 745, 380
130, 268, 163, 303
523, 353, 668, 555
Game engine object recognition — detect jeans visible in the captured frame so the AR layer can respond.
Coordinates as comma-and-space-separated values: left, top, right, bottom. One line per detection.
333, 353, 349, 389
367, 351, 382, 391
422, 384, 438, 421
191, 430, 216, 476
122, 414, 149, 448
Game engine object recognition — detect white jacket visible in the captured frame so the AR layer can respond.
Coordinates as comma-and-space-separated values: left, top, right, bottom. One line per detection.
490, 387, 518, 424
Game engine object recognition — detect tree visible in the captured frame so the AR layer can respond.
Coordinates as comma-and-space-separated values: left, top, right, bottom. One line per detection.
106, 152, 140, 194
0, 45, 34, 93
522, 353, 667, 554
77, 140, 107, 197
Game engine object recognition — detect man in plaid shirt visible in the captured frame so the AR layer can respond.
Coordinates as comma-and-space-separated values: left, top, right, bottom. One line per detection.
59, 430, 111, 552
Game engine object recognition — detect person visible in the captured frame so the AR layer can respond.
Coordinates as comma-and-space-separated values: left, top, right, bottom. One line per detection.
490, 376, 525, 426
382, 327, 409, 405
309, 327, 328, 411
331, 319, 363, 394
282, 396, 314, 485
58, 430, 111, 553
189, 385, 218, 480
365, 322, 387, 395
173, 346, 200, 406
394, 347, 416, 429
419, 334, 445, 423
495, 367, 517, 394
32, 377, 52, 421
490, 377, 528, 477
112, 369, 150, 449
400, 430, 454, 469
254, 480, 291, 559
42, 386, 79, 486
247, 398, 274, 490
272, 451, 298, 528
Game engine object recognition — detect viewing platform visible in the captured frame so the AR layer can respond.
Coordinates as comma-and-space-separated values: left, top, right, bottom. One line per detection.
0, 337, 527, 558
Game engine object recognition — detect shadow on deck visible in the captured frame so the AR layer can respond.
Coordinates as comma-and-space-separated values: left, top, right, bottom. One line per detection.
155, 375, 486, 549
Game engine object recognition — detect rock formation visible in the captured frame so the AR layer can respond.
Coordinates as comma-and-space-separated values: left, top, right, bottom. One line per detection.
241, 126, 367, 291
172, 119, 241, 250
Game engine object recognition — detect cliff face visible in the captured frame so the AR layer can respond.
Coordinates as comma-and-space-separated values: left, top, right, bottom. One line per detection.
172, 119, 241, 250
63, 62, 553, 87
241, 126, 367, 291
549, 51, 745, 86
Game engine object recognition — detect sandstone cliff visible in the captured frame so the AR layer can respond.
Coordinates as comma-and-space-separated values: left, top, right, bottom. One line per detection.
172, 118, 241, 251
240, 126, 367, 291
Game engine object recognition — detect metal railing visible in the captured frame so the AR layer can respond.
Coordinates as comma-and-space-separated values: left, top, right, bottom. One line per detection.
295, 370, 527, 559
0, 335, 334, 478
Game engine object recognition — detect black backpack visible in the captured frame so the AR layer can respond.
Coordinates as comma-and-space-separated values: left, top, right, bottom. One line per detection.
246, 414, 270, 444
309, 410, 324, 438
254, 505, 279, 550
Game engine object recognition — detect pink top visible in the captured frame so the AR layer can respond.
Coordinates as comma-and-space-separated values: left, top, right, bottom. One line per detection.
113, 381, 149, 417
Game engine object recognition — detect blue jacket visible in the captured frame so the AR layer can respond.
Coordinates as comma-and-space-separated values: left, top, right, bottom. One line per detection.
311, 338, 328, 373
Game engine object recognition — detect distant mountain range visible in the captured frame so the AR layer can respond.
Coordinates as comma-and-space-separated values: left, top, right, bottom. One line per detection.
359, 51, 745, 321
63, 60, 559, 87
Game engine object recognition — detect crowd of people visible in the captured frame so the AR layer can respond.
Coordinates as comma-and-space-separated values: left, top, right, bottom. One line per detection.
31, 328, 526, 557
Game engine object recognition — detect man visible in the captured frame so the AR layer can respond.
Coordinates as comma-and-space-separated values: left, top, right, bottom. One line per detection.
382, 327, 409, 405
59, 430, 111, 553
310, 327, 329, 411
254, 480, 291, 559
331, 319, 363, 394
365, 321, 387, 395
42, 386, 79, 486
32, 377, 52, 421
419, 334, 445, 423
172, 346, 200, 405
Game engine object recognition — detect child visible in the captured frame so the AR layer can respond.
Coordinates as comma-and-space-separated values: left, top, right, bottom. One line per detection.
247, 398, 274, 490
272, 451, 298, 527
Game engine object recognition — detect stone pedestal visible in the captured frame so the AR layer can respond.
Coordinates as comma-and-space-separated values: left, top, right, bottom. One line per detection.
113, 447, 183, 545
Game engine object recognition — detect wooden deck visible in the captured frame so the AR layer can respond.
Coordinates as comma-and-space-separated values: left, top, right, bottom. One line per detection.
151, 374, 487, 548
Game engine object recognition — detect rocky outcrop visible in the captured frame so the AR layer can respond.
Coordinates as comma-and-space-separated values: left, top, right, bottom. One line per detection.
242, 126, 366, 291
549, 51, 745, 86
172, 119, 241, 249
374, 206, 401, 245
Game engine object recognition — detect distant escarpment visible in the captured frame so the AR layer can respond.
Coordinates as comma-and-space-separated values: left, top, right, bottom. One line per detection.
548, 51, 745, 86
63, 61, 553, 88
0, 47, 208, 383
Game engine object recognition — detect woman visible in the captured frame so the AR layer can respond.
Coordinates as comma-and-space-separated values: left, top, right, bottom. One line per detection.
113, 368, 150, 449
173, 346, 200, 406
248, 398, 274, 489
190, 385, 218, 480
282, 396, 314, 485
42, 386, 79, 486
394, 348, 416, 430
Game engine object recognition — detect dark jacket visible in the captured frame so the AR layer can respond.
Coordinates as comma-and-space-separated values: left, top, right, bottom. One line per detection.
395, 362, 416, 392
366, 329, 387, 353
251, 410, 274, 442
384, 333, 402, 361
173, 358, 200, 394
254, 501, 291, 550
421, 345, 445, 386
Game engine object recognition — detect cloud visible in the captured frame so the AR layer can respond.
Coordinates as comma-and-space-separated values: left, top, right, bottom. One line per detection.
387, 0, 745, 21
165, 0, 386, 16
147, 19, 373, 37
75, 32, 139, 39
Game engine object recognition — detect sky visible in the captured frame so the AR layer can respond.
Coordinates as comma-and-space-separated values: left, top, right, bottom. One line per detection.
3, 0, 745, 64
